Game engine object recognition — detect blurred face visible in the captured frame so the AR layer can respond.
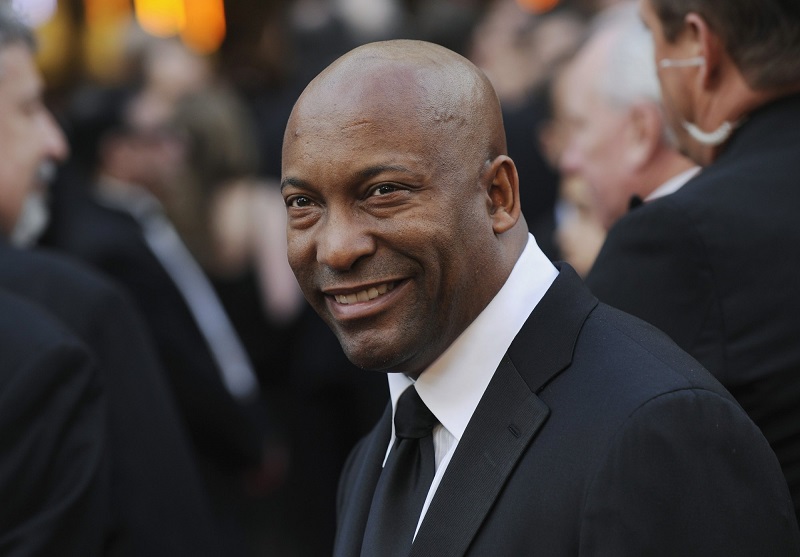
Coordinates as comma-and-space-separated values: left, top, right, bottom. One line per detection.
558, 64, 632, 230
554, 176, 606, 278
282, 69, 498, 377
122, 92, 185, 195
0, 44, 67, 237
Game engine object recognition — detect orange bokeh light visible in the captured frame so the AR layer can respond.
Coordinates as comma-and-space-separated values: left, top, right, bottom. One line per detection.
181, 0, 226, 54
515, 0, 561, 14
132, 0, 226, 53
134, 0, 186, 37
84, 0, 131, 25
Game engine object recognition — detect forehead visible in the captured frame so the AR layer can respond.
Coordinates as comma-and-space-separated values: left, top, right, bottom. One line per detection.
0, 44, 40, 100
294, 60, 463, 133
638, 0, 660, 32
560, 65, 603, 118
284, 61, 470, 173
560, 29, 621, 114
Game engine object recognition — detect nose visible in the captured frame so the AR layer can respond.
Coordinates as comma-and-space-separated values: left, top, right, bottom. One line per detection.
316, 209, 376, 271
41, 109, 69, 162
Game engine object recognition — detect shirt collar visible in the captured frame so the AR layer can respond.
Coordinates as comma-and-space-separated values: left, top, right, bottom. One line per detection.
644, 166, 701, 202
94, 175, 163, 221
388, 233, 558, 441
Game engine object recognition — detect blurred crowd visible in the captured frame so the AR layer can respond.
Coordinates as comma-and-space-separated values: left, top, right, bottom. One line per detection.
4, 0, 799, 554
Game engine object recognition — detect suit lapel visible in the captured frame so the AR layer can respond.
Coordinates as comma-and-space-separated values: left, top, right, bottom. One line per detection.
333, 405, 391, 557
411, 356, 548, 556
411, 264, 598, 556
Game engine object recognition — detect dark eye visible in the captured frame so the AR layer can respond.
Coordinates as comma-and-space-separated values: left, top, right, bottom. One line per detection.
286, 195, 314, 208
370, 184, 400, 196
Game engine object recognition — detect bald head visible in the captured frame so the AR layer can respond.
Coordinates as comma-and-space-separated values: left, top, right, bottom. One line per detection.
281, 40, 528, 376
285, 40, 507, 171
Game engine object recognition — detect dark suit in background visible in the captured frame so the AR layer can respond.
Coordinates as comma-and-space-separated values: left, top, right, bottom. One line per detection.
586, 94, 800, 521
0, 241, 228, 556
335, 266, 800, 556
0, 291, 109, 556
45, 184, 267, 473
44, 183, 269, 554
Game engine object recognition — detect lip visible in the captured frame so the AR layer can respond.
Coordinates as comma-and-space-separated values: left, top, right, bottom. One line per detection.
323, 279, 408, 321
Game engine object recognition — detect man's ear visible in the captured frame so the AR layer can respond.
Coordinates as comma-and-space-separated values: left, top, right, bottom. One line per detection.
684, 12, 724, 91
624, 102, 663, 171
485, 155, 521, 234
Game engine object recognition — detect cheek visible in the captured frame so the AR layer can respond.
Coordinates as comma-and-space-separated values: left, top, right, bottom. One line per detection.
573, 122, 605, 166
0, 184, 25, 233
286, 233, 314, 281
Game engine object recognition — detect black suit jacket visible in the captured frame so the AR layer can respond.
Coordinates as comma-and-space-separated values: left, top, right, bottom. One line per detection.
335, 265, 799, 556
45, 188, 266, 472
0, 243, 229, 556
0, 290, 109, 556
585, 94, 800, 521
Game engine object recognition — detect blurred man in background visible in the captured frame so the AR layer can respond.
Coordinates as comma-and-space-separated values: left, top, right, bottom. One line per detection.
557, 3, 697, 233
587, 0, 800, 522
0, 6, 231, 555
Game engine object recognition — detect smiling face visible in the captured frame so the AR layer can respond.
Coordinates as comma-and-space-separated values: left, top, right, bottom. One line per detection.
282, 43, 518, 377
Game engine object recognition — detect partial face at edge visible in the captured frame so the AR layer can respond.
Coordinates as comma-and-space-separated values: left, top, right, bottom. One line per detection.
0, 44, 67, 237
639, 0, 699, 161
557, 48, 635, 230
281, 58, 502, 377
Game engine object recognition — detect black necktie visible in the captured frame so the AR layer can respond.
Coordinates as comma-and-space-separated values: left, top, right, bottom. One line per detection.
361, 385, 439, 557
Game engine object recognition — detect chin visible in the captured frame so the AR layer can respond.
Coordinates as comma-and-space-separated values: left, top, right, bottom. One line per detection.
342, 346, 400, 372
337, 333, 413, 373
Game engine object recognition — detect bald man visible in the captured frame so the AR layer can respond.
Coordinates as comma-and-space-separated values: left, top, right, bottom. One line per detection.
281, 40, 799, 556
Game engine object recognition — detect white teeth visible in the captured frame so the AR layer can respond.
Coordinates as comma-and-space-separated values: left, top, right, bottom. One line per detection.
334, 283, 395, 305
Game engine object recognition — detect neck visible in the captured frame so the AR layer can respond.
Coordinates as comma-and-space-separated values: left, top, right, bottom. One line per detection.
693, 72, 800, 163
630, 145, 696, 201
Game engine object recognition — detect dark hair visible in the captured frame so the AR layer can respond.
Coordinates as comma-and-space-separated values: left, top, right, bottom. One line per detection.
62, 85, 139, 174
170, 85, 260, 194
650, 0, 800, 89
0, 4, 35, 53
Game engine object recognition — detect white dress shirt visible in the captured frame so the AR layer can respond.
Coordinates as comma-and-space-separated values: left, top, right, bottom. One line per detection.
385, 233, 558, 538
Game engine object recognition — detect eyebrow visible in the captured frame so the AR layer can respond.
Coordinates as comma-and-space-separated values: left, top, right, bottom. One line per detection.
280, 164, 417, 192
357, 164, 415, 180
280, 176, 309, 191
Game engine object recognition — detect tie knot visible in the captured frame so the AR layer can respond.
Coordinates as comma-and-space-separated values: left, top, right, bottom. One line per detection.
394, 386, 438, 439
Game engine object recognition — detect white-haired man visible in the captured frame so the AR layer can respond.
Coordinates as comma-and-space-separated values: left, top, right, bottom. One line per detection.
557, 4, 697, 232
